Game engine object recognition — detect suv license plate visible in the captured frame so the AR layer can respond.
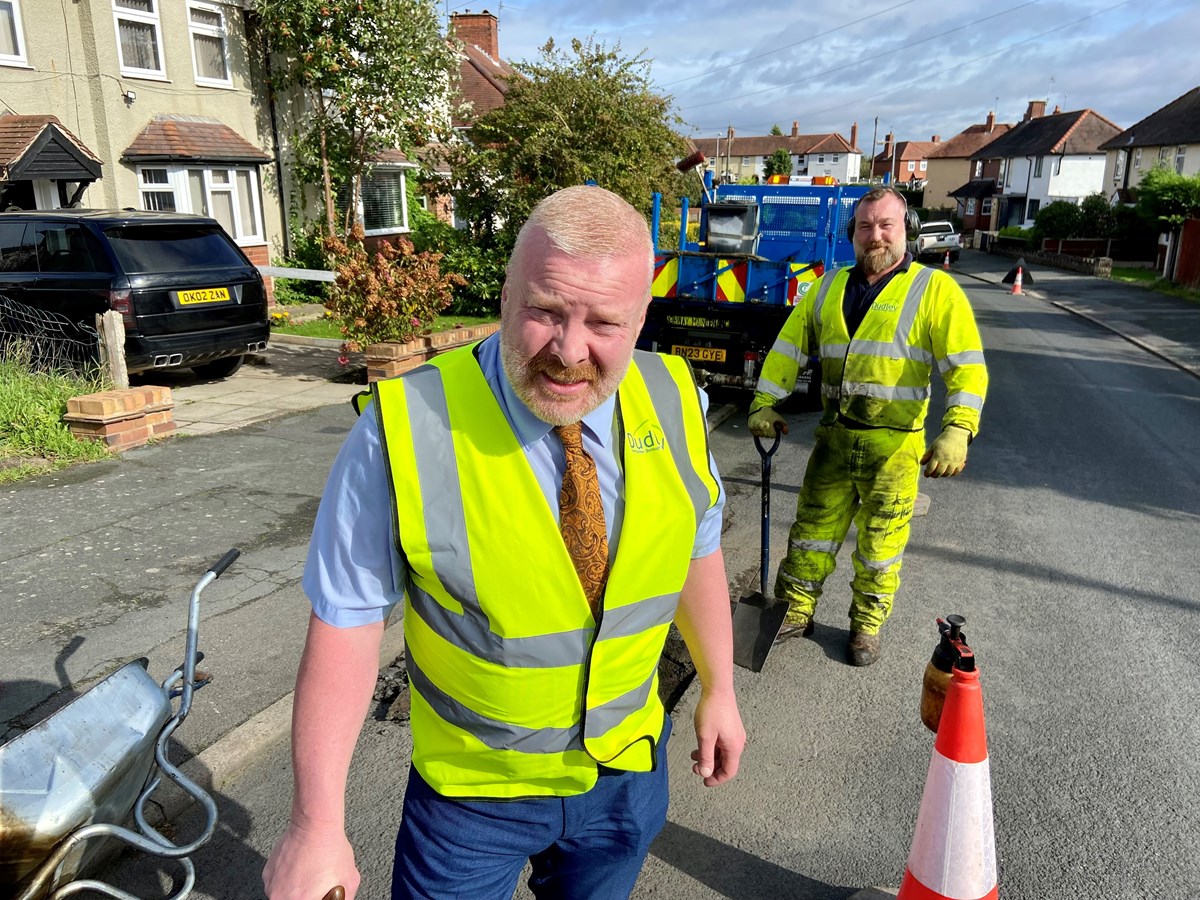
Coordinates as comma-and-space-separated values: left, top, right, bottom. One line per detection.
672, 345, 726, 363
177, 286, 231, 305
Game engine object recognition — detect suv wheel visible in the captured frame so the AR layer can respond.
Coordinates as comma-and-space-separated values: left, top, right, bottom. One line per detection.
191, 355, 244, 379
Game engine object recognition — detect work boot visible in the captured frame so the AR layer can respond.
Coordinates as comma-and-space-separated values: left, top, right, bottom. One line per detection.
775, 614, 815, 644
847, 630, 881, 666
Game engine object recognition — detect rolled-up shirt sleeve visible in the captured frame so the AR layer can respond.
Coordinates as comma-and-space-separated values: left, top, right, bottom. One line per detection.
303, 406, 405, 627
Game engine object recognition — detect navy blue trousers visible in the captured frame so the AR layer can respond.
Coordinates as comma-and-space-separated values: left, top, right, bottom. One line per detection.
391, 716, 671, 899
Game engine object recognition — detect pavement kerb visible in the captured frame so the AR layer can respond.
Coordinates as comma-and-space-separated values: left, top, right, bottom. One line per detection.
954, 267, 1200, 381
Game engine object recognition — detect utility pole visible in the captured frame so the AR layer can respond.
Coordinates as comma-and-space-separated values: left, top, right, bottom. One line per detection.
871, 116, 879, 182
890, 127, 898, 186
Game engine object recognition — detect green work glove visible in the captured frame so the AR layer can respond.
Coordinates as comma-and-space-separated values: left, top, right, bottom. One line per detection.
748, 407, 788, 438
921, 425, 970, 478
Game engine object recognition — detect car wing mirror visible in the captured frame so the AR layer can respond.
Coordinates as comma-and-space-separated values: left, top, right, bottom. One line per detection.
905, 209, 921, 239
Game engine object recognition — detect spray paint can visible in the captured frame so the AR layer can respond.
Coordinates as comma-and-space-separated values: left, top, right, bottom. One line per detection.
920, 614, 973, 733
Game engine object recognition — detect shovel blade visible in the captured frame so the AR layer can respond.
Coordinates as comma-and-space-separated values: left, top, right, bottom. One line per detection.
731, 591, 792, 672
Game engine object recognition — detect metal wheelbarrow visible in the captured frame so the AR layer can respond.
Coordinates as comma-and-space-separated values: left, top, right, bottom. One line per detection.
0, 549, 240, 900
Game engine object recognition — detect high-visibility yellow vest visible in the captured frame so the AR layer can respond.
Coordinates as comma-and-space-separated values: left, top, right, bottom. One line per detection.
370, 345, 719, 799
751, 263, 988, 435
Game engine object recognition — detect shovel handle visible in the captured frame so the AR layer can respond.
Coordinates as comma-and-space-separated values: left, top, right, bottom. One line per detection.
753, 432, 782, 595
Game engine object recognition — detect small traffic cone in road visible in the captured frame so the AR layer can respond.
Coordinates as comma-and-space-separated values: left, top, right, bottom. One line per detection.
943, 250, 951, 270
897, 656, 997, 900
1010, 266, 1023, 295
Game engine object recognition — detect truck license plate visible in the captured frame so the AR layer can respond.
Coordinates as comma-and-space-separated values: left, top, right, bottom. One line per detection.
177, 286, 231, 305
672, 345, 726, 363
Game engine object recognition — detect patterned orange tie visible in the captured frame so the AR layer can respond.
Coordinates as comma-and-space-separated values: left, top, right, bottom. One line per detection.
555, 423, 609, 616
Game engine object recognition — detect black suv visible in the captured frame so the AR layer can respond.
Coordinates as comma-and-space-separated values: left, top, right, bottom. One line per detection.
0, 210, 269, 378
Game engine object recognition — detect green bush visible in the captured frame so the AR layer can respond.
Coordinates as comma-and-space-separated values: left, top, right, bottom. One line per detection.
1032, 200, 1083, 241
409, 213, 506, 317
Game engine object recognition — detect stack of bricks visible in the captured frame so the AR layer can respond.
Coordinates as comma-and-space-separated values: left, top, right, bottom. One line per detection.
63, 386, 175, 451
366, 324, 499, 382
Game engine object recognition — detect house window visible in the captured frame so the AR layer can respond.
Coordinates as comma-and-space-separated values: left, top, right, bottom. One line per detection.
1027, 199, 1041, 221
818, 154, 825, 163
965, 198, 976, 216
0, 0, 28, 66
1159, 146, 1171, 165
1176, 146, 1187, 174
113, 0, 166, 78
139, 167, 176, 211
188, 1, 231, 86
350, 168, 410, 235
1004, 160, 1011, 186
981, 198, 992, 216
740, 156, 750, 166
974, 160, 983, 178
919, 160, 927, 172
1134, 148, 1141, 169
833, 154, 839, 163
1113, 152, 1125, 184
1034, 156, 1044, 177
138, 164, 264, 243
907, 161, 915, 172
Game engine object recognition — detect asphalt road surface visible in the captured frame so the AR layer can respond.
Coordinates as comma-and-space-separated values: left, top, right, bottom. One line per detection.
13, 268, 1200, 899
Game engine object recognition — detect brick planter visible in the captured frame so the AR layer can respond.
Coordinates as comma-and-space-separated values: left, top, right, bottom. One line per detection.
63, 386, 175, 451
366, 324, 499, 382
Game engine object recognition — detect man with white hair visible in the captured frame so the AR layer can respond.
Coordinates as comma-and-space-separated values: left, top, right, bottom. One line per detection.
264, 186, 744, 900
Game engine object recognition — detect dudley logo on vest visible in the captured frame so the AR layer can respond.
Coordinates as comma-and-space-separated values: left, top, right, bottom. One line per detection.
627, 420, 665, 454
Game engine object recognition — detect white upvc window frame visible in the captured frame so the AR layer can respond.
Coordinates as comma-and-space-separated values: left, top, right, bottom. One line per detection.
356, 165, 411, 237
0, 0, 29, 68
113, 0, 168, 80
919, 160, 927, 172
135, 163, 265, 245
187, 0, 233, 87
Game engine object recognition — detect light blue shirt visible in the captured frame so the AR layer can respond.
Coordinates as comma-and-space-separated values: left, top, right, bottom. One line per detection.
304, 333, 726, 627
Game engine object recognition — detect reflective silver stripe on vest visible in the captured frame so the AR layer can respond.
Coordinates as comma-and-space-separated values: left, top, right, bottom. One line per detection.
820, 342, 849, 359
409, 583, 591, 668
586, 667, 658, 741
842, 381, 931, 401
938, 349, 987, 373
633, 350, 711, 528
811, 272, 839, 330
759, 377, 792, 401
845, 266, 933, 361
597, 591, 679, 641
769, 336, 806, 363
945, 390, 984, 410
407, 652, 581, 753
404, 365, 482, 614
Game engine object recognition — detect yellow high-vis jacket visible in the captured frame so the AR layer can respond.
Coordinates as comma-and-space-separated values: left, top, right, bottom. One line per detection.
371, 346, 719, 800
750, 263, 988, 436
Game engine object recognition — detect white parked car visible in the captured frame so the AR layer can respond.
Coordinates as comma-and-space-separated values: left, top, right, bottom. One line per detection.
909, 221, 961, 263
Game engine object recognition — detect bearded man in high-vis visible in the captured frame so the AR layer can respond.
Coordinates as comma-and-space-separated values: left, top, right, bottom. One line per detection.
264, 186, 744, 900
748, 186, 988, 667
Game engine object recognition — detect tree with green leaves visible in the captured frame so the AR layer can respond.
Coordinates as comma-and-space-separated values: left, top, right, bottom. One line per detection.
769, 124, 784, 136
256, 0, 460, 238
444, 36, 694, 262
1137, 165, 1200, 230
763, 147, 793, 180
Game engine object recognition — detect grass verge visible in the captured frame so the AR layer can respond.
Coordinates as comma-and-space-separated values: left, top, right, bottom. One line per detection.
271, 313, 497, 341
0, 353, 112, 483
1111, 267, 1200, 304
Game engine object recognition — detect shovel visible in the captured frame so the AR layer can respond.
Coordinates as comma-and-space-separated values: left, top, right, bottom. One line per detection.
731, 429, 792, 672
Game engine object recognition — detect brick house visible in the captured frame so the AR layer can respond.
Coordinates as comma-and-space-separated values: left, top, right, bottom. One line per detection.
688, 122, 862, 184
1100, 86, 1200, 198
922, 112, 1013, 233
872, 133, 942, 187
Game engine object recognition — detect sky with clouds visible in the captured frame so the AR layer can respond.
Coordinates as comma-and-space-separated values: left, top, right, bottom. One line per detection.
450, 0, 1200, 154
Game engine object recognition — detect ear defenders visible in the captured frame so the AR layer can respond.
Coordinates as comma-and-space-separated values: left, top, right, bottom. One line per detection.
845, 188, 911, 242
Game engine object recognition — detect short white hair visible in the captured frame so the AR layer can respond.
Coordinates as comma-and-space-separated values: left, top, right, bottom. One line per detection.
509, 186, 653, 278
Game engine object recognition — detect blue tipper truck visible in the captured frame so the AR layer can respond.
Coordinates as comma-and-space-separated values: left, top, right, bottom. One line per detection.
640, 167, 869, 399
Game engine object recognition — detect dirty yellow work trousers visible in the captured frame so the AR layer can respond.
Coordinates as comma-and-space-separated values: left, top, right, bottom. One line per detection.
774, 422, 924, 634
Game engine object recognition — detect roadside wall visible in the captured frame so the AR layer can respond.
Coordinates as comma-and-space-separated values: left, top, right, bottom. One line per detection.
990, 244, 1112, 277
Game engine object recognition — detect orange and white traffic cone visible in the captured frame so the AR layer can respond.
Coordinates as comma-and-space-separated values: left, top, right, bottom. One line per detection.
897, 660, 997, 900
943, 251, 951, 270
1011, 266, 1023, 295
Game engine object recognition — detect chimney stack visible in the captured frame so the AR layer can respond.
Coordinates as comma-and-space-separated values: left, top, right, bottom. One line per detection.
985, 110, 995, 131
449, 9, 499, 59
791, 121, 799, 137
932, 135, 941, 143
1023, 100, 1047, 122
883, 132, 894, 159
1053, 104, 1061, 114
850, 122, 858, 149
